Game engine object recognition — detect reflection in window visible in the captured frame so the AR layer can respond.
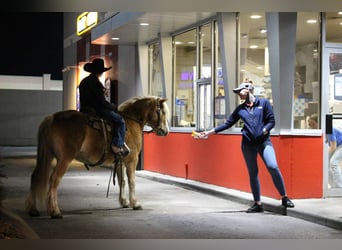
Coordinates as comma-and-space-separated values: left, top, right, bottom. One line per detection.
294, 12, 320, 129
325, 12, 342, 43
239, 12, 271, 105
148, 43, 163, 97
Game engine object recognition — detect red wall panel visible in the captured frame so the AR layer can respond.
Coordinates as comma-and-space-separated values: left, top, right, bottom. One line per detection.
143, 132, 323, 199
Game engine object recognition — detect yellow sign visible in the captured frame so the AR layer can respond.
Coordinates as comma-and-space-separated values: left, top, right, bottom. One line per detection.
77, 12, 98, 36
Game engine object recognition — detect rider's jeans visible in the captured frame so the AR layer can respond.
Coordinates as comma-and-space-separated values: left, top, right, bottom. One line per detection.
99, 110, 126, 147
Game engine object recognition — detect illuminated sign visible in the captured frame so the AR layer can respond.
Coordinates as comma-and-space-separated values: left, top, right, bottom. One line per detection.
77, 12, 98, 36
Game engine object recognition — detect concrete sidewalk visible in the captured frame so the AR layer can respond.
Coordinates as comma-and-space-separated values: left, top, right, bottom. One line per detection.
1, 146, 342, 231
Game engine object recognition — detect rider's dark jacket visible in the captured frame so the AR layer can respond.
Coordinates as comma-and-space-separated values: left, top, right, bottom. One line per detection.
79, 74, 116, 114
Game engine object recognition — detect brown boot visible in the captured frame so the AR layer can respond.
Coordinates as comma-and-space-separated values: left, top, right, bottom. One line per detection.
112, 144, 130, 157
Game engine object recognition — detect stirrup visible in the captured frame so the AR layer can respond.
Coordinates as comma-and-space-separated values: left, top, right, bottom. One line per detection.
123, 142, 131, 152
112, 144, 130, 157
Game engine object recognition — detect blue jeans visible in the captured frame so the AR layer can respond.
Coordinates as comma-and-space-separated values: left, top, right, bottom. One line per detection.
329, 145, 342, 188
241, 138, 286, 202
98, 110, 126, 147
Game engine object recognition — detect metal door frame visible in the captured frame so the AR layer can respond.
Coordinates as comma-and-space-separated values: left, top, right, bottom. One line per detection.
323, 46, 342, 197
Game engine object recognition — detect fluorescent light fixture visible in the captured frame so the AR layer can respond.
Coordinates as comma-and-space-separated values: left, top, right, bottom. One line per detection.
250, 15, 262, 19
306, 19, 317, 24
249, 45, 258, 49
111, 37, 120, 40
140, 23, 149, 26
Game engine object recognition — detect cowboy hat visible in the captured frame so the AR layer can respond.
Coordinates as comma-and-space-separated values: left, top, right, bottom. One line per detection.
84, 58, 112, 74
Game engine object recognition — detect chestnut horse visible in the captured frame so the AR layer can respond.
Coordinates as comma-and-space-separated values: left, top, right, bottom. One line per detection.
25, 96, 169, 218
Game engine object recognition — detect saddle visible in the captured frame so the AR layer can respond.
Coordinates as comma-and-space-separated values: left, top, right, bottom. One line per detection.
86, 114, 113, 134
81, 107, 113, 134
81, 109, 114, 169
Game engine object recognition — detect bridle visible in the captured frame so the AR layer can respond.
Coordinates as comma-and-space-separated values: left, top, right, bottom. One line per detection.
121, 100, 164, 133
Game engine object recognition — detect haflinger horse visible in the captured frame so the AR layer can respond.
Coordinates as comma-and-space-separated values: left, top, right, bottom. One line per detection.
25, 96, 169, 219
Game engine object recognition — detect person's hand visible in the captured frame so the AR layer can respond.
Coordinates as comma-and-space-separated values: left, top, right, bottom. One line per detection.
200, 128, 215, 138
199, 131, 209, 138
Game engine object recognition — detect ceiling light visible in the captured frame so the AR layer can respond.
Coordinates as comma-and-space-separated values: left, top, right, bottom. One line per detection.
111, 37, 120, 40
260, 28, 267, 34
250, 15, 262, 19
140, 23, 149, 26
249, 45, 258, 49
338, 12, 342, 15
306, 19, 317, 24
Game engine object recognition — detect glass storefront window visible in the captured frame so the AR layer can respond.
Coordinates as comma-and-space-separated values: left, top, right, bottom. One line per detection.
148, 43, 164, 97
294, 12, 320, 129
172, 22, 219, 128
173, 29, 197, 127
325, 12, 342, 43
327, 51, 342, 190
214, 21, 225, 127
200, 23, 212, 78
237, 12, 269, 128
239, 12, 271, 104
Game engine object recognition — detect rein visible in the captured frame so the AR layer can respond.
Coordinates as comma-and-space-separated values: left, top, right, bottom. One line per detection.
119, 101, 162, 133
120, 112, 144, 126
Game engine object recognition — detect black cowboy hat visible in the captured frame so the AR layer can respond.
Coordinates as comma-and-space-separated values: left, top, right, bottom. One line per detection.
84, 58, 112, 74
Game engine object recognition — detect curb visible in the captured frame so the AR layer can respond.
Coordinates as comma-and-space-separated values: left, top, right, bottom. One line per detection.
136, 170, 342, 230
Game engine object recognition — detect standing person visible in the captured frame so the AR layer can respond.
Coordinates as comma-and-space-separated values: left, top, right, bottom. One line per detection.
326, 127, 342, 188
79, 58, 130, 157
200, 82, 294, 213
308, 113, 318, 129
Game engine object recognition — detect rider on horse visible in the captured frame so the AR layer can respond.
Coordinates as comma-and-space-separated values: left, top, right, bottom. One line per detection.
79, 58, 130, 157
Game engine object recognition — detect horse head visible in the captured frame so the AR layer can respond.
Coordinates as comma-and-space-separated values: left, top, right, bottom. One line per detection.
151, 97, 170, 136
119, 96, 170, 136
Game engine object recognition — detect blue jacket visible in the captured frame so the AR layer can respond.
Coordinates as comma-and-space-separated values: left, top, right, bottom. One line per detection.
215, 97, 275, 145
327, 128, 342, 147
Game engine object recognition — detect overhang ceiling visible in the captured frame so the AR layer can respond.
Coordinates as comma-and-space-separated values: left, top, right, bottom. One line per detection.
91, 12, 216, 45
90, 12, 342, 46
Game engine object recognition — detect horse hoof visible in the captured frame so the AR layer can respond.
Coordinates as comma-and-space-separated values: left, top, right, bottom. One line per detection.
122, 204, 129, 208
133, 205, 142, 210
29, 209, 40, 217
51, 214, 63, 219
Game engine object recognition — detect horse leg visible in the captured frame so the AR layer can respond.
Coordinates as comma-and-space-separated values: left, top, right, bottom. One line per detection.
126, 161, 142, 210
116, 162, 129, 208
47, 158, 71, 219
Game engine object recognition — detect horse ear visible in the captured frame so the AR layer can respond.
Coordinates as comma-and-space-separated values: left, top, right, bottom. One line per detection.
159, 97, 168, 102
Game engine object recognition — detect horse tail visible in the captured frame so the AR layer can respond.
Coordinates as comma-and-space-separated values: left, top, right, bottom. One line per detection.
26, 115, 54, 213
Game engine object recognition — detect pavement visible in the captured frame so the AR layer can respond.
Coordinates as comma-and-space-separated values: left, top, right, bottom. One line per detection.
1, 146, 342, 231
